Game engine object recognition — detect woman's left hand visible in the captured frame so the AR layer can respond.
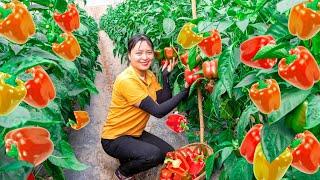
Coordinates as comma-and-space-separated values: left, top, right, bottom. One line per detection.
162, 57, 178, 73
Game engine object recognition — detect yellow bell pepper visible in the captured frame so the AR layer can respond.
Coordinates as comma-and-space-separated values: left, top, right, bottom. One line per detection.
177, 22, 203, 49
0, 72, 27, 116
253, 143, 292, 180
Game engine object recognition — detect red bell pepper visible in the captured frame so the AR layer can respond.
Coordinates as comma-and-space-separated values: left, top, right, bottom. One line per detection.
240, 124, 263, 164
24, 66, 56, 108
291, 131, 320, 174
186, 155, 205, 176
160, 168, 174, 179
240, 35, 277, 69
53, 4, 80, 33
205, 80, 214, 94
184, 67, 202, 85
202, 60, 218, 79
278, 46, 320, 90
198, 29, 222, 57
27, 173, 35, 180
249, 79, 281, 114
164, 151, 190, 177
180, 52, 188, 65
166, 114, 188, 133
164, 47, 177, 59
4, 126, 54, 166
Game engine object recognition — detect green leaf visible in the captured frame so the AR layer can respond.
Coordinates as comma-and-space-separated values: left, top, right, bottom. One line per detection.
261, 119, 295, 162
276, 0, 305, 13
54, 0, 68, 13
218, 47, 235, 98
236, 105, 258, 140
268, 89, 311, 123
0, 106, 31, 128
265, 17, 290, 40
0, 147, 33, 180
163, 18, 175, 35
236, 19, 249, 33
198, 21, 216, 33
30, 0, 52, 7
253, 44, 289, 60
210, 80, 226, 116
306, 95, 320, 129
187, 46, 197, 70
216, 21, 233, 32
48, 140, 89, 171
286, 167, 320, 179
218, 146, 233, 168
223, 153, 253, 180
234, 73, 258, 88
205, 154, 215, 179
0, 56, 57, 76
311, 33, 320, 57
43, 160, 66, 180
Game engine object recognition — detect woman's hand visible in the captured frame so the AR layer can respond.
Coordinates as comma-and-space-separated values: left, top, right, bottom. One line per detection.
162, 57, 178, 73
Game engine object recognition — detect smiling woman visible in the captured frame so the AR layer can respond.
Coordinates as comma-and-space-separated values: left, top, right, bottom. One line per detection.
100, 34, 190, 179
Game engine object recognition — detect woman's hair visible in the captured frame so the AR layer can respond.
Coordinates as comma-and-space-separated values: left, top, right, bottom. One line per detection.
127, 34, 154, 53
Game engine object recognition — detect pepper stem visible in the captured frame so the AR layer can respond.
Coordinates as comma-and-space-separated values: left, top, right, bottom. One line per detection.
258, 80, 268, 89
307, 0, 319, 10
180, 122, 189, 131
7, 144, 19, 159
66, 119, 76, 127
57, 35, 65, 44
4, 75, 17, 87
290, 138, 302, 149
285, 54, 297, 65
0, 6, 12, 20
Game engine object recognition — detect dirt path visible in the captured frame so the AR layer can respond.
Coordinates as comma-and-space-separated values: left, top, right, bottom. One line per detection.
65, 1, 188, 180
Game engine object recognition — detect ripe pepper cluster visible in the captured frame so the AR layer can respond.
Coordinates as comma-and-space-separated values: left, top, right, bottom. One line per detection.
240, 35, 320, 114
159, 145, 208, 180
240, 125, 320, 179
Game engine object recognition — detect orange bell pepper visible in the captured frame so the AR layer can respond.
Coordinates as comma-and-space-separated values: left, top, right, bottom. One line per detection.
0, 0, 35, 44
70, 111, 90, 130
52, 33, 81, 61
249, 79, 281, 114
288, 1, 320, 40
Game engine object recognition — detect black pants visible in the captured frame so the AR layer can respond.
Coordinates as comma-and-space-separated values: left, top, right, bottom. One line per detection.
101, 131, 174, 177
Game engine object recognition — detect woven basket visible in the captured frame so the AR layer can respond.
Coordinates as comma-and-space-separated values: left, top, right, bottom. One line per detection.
158, 142, 214, 180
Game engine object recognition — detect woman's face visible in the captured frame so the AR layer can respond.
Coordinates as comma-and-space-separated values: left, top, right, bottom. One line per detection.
128, 40, 154, 72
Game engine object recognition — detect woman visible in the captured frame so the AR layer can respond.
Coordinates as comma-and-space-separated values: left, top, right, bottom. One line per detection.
101, 34, 189, 180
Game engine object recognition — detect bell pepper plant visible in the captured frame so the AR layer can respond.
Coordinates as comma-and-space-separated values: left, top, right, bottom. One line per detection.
4, 126, 54, 166
253, 143, 293, 180
165, 113, 188, 133
249, 79, 281, 114
177, 22, 203, 49
278, 46, 320, 90
198, 29, 222, 57
202, 60, 218, 79
240, 124, 263, 164
291, 131, 320, 174
285, 101, 308, 133
24, 66, 56, 108
288, 1, 320, 40
0, 72, 27, 116
0, 0, 35, 44
70, 111, 91, 130
53, 4, 80, 33
240, 35, 277, 69
184, 67, 202, 85
52, 33, 81, 61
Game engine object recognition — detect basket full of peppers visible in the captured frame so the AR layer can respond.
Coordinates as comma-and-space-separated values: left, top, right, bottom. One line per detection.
159, 143, 213, 180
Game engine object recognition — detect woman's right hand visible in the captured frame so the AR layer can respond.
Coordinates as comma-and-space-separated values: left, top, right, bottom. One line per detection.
161, 57, 178, 73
